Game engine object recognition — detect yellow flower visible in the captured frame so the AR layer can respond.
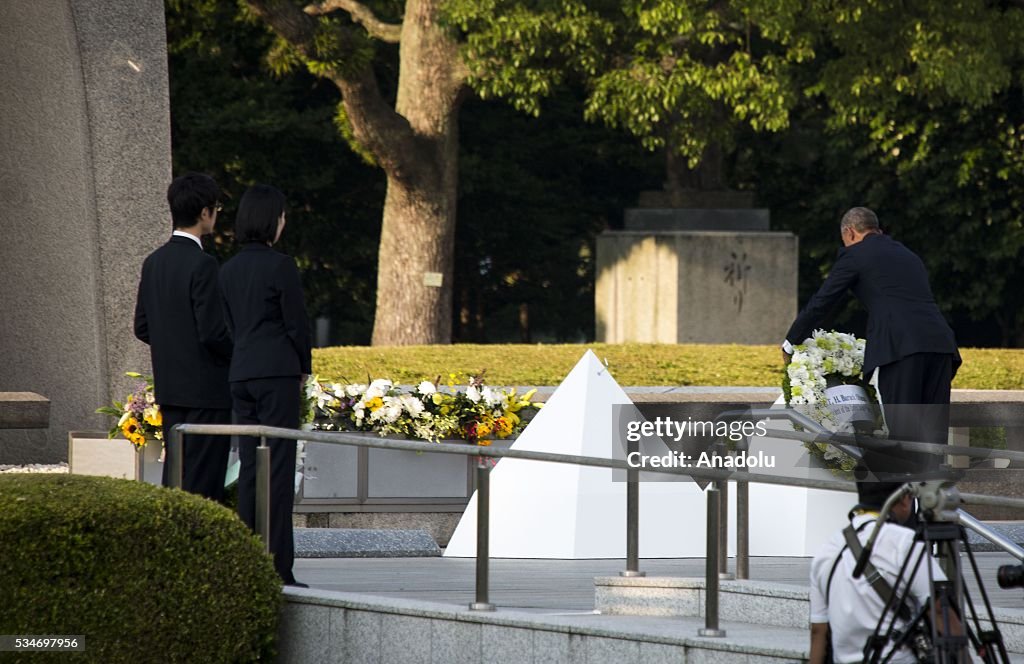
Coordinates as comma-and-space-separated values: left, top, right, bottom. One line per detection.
432, 393, 444, 406
366, 396, 383, 411
130, 433, 146, 448
495, 417, 513, 437
477, 439, 492, 447
476, 416, 493, 437
144, 407, 162, 428
121, 417, 141, 440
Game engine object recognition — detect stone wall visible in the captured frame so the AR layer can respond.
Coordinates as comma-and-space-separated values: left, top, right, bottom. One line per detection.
0, 0, 170, 462
595, 231, 798, 345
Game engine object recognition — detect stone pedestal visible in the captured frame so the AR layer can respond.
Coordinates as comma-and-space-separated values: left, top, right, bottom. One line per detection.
595, 219, 798, 344
0, 1, 170, 462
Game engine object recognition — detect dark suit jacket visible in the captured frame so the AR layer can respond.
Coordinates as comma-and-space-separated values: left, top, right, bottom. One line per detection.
134, 235, 233, 409
785, 233, 959, 376
219, 243, 312, 382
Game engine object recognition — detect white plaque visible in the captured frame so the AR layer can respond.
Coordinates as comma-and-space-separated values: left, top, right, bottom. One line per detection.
423, 272, 443, 287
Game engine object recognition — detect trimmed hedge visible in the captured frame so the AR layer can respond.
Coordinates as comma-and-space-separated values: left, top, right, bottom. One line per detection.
0, 475, 280, 663
313, 343, 1024, 389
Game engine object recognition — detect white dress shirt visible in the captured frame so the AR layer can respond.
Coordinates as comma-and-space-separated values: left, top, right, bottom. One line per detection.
172, 229, 203, 249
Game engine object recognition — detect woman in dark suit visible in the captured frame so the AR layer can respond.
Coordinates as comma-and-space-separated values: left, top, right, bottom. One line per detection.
220, 184, 311, 586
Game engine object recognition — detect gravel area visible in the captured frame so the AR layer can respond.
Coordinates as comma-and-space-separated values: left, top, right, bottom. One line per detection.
0, 463, 69, 474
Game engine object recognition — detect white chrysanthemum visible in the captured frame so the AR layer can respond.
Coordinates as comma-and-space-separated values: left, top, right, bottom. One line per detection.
417, 381, 436, 396
402, 394, 425, 418
346, 383, 367, 397
466, 385, 481, 403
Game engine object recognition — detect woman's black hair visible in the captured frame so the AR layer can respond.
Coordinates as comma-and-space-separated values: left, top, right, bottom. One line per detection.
235, 184, 287, 244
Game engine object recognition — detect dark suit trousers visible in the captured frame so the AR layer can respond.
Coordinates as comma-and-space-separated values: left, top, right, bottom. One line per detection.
161, 406, 231, 502
872, 352, 954, 476
232, 377, 300, 584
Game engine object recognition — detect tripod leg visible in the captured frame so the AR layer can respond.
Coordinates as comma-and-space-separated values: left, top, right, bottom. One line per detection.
959, 534, 1011, 663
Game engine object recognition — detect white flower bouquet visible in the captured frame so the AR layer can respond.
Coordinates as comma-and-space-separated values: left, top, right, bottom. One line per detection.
303, 373, 542, 446
783, 329, 884, 474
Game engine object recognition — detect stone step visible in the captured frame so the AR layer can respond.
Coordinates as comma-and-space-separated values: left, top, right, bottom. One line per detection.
595, 576, 1024, 654
280, 587, 812, 663
294, 528, 440, 558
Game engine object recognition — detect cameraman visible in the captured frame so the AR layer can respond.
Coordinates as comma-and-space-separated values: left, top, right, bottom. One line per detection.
809, 482, 957, 663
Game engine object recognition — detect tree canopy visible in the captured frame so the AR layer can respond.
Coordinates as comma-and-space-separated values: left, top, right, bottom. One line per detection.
167, 0, 1024, 347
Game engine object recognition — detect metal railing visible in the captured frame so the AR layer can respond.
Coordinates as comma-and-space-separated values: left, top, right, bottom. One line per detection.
169, 419, 1024, 638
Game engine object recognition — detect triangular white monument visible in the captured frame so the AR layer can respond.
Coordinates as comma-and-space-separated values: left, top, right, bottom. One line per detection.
444, 350, 711, 558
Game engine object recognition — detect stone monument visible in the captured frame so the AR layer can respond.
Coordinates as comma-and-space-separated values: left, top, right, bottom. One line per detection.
0, 0, 170, 463
596, 151, 798, 344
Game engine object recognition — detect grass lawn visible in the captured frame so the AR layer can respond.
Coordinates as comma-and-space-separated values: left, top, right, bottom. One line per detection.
312, 344, 1024, 389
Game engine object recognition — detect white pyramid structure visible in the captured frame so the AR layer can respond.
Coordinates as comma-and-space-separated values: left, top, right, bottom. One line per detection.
444, 350, 712, 559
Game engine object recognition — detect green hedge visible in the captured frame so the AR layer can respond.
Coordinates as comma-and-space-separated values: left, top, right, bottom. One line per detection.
0, 476, 280, 663
313, 343, 1024, 389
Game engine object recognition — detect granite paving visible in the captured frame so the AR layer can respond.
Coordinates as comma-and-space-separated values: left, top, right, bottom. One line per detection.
295, 553, 1024, 611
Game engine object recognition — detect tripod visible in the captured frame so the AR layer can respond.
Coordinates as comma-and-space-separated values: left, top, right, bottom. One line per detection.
858, 482, 1009, 663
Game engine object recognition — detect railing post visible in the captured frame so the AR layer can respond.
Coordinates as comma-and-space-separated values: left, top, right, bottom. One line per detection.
736, 477, 749, 580
718, 479, 732, 579
699, 483, 726, 637
256, 436, 271, 554
621, 438, 644, 577
736, 433, 750, 580
168, 424, 184, 489
470, 456, 495, 611
714, 440, 733, 580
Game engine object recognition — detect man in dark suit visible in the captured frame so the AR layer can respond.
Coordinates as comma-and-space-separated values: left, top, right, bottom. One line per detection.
134, 173, 233, 501
782, 207, 960, 478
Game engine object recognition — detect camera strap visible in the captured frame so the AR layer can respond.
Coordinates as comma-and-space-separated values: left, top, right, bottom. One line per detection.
842, 524, 913, 622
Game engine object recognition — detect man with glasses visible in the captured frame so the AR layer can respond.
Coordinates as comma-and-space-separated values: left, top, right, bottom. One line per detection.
134, 173, 233, 502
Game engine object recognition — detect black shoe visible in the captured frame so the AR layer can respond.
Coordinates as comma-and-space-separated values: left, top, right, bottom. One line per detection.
285, 581, 309, 588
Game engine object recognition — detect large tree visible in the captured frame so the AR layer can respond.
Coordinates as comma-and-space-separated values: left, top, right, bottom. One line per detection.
244, 0, 467, 345
241, 0, 1024, 347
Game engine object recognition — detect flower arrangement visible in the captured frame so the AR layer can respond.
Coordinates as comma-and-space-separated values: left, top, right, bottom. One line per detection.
303, 373, 542, 445
96, 372, 163, 449
783, 330, 883, 474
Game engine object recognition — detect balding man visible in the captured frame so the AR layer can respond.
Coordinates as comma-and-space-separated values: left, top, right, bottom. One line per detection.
782, 207, 960, 478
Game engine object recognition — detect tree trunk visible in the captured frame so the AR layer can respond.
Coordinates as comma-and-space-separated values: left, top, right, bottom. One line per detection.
371, 154, 457, 345
370, 0, 461, 345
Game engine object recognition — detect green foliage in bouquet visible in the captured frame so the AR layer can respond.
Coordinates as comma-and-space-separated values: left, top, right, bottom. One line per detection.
95, 372, 163, 449
0, 475, 280, 663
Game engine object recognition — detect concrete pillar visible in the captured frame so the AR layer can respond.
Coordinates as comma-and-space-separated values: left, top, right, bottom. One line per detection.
0, 0, 170, 462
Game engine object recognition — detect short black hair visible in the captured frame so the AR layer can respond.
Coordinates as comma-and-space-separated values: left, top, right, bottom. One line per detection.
840, 207, 881, 233
235, 184, 287, 244
167, 173, 220, 229
856, 481, 905, 509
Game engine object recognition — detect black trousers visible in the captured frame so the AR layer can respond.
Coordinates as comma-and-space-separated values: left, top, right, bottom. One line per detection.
865, 352, 954, 479
161, 406, 231, 502
232, 376, 300, 584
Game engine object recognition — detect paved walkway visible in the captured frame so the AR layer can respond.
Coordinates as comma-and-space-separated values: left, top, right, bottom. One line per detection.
296, 553, 1024, 612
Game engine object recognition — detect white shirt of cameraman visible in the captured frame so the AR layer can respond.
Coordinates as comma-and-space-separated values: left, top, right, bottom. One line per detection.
809, 513, 946, 663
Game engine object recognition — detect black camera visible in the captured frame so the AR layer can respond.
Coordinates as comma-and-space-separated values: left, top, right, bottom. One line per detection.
997, 564, 1024, 589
